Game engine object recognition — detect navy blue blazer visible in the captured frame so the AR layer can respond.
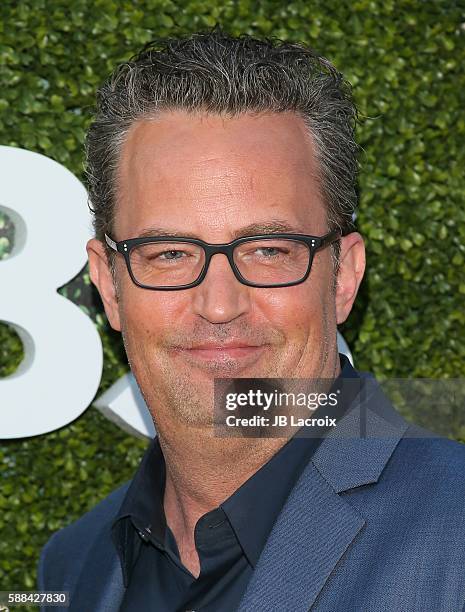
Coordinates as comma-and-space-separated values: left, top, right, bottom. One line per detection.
38, 370, 465, 611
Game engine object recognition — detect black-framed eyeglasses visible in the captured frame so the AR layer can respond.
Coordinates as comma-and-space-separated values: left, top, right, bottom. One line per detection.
104, 230, 342, 290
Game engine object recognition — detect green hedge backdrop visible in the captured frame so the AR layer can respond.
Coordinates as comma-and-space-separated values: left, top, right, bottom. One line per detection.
1, 0, 464, 606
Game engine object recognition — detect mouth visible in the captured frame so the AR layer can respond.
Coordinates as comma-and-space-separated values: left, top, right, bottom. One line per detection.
171, 343, 269, 372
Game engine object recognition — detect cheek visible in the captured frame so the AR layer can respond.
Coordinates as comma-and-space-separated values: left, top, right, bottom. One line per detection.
257, 285, 323, 332
119, 287, 186, 341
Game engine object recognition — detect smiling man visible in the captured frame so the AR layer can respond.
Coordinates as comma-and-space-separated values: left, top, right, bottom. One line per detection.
38, 29, 465, 612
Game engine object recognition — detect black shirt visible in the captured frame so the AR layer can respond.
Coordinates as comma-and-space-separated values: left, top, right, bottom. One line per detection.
112, 353, 360, 612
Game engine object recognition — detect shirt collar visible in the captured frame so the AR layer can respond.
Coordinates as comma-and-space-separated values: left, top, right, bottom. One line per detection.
111, 437, 166, 586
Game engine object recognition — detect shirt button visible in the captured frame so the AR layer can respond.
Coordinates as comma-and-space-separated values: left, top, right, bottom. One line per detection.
138, 526, 152, 542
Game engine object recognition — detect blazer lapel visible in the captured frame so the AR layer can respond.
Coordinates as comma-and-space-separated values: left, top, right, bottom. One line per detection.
237, 457, 366, 612
237, 373, 410, 612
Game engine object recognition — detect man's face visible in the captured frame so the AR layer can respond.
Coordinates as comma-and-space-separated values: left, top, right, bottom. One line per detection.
88, 110, 364, 428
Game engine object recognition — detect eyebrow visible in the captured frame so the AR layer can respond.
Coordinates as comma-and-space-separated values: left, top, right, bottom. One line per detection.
135, 220, 306, 241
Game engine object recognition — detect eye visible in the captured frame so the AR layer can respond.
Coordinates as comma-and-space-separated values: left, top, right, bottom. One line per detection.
158, 249, 186, 260
254, 246, 286, 257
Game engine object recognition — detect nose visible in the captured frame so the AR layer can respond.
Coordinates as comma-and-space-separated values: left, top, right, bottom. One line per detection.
191, 252, 251, 323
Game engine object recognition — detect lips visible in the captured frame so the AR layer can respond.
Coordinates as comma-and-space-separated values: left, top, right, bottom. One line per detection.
183, 344, 264, 358
189, 343, 261, 350
171, 341, 268, 370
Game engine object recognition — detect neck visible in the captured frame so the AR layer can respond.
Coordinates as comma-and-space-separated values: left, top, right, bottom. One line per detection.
162, 433, 289, 512
160, 431, 291, 577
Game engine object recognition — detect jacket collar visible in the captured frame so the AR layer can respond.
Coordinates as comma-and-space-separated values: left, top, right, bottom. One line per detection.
312, 371, 410, 493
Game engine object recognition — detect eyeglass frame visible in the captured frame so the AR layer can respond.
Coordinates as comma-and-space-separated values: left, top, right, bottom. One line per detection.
104, 229, 343, 290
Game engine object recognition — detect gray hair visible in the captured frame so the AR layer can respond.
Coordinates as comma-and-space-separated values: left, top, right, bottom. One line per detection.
85, 27, 359, 283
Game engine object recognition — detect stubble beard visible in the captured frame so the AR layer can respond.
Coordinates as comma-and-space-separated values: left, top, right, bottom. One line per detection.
156, 349, 287, 428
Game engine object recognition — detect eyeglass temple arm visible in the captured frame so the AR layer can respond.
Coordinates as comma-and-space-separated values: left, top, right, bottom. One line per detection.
104, 234, 118, 251
317, 228, 343, 249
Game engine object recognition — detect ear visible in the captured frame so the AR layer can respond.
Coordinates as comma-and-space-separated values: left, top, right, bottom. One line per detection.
335, 232, 366, 325
86, 238, 122, 332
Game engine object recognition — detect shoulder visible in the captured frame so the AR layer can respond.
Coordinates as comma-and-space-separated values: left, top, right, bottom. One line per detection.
356, 369, 465, 497
362, 424, 465, 538
391, 424, 465, 497
38, 479, 131, 590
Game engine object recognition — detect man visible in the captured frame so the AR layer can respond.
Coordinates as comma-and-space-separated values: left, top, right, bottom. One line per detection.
38, 28, 465, 611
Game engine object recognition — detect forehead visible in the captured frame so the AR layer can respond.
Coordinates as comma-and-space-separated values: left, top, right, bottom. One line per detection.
114, 110, 326, 236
